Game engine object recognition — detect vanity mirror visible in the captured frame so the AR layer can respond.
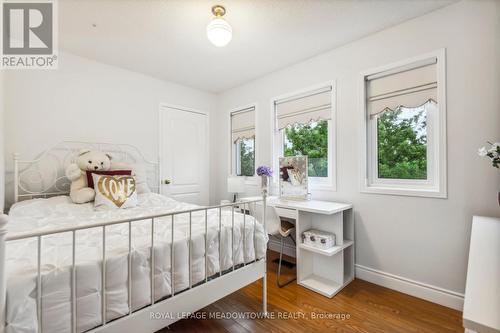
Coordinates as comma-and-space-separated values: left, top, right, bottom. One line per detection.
279, 156, 308, 200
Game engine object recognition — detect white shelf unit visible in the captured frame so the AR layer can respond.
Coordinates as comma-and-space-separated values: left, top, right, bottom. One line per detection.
299, 240, 353, 256
296, 207, 354, 298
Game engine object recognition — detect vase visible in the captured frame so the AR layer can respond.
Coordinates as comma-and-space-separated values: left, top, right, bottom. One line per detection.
261, 176, 268, 193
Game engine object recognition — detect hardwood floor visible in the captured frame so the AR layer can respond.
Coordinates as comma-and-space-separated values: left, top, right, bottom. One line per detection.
160, 251, 463, 333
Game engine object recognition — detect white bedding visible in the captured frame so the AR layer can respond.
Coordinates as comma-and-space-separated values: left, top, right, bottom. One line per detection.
5, 193, 267, 333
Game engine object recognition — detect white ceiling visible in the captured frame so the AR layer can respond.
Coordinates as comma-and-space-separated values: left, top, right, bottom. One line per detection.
59, 0, 456, 93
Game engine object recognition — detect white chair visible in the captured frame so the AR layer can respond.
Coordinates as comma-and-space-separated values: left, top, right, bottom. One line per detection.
250, 202, 296, 287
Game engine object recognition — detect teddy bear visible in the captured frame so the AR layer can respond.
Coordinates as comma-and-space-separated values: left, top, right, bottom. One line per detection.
65, 149, 112, 204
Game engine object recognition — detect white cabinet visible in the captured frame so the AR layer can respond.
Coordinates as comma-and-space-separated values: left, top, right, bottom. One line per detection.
463, 216, 500, 333
293, 203, 354, 298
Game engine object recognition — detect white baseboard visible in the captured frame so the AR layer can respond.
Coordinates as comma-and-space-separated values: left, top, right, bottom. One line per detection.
355, 264, 464, 311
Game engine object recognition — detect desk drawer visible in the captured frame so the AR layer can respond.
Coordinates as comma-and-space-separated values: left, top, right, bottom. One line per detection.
274, 206, 297, 220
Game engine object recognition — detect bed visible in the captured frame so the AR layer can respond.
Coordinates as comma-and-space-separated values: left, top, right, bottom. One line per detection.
0, 141, 268, 333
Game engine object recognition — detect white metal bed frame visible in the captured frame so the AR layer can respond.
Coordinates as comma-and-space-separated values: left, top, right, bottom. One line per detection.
0, 141, 268, 333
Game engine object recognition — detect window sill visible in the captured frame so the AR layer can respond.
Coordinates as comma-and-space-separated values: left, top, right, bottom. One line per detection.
243, 176, 259, 186
269, 180, 337, 193
361, 184, 447, 199
309, 183, 337, 192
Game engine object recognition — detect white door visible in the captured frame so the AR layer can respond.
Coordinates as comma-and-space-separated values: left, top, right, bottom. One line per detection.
160, 105, 209, 205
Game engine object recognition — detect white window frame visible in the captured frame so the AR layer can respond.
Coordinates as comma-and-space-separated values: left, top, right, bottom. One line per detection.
360, 49, 447, 198
228, 103, 258, 185
271, 81, 337, 191
235, 139, 242, 175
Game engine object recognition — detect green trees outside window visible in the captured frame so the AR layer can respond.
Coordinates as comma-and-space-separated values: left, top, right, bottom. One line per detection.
283, 120, 328, 177
237, 138, 255, 176
376, 106, 427, 180
280, 106, 427, 180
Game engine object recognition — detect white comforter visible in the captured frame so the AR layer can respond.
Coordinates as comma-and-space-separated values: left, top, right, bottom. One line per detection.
5, 193, 267, 333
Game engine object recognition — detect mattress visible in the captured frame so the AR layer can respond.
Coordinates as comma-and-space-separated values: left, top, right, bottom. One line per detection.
5, 193, 267, 333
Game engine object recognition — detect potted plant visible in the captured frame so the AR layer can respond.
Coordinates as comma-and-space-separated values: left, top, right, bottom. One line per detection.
478, 141, 500, 205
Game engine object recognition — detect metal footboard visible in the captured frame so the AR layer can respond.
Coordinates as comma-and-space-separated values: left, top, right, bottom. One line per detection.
0, 196, 267, 333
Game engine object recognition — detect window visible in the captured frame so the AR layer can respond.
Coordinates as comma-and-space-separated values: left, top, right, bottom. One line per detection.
283, 120, 328, 177
231, 106, 255, 177
377, 104, 428, 180
274, 85, 335, 187
235, 137, 255, 176
363, 51, 447, 197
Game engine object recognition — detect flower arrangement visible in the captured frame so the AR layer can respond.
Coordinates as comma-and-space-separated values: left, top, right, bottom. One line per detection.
256, 165, 273, 177
478, 141, 500, 169
256, 165, 273, 193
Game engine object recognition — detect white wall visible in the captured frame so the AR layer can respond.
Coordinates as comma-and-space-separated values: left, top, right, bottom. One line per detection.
3, 52, 217, 206
0, 70, 4, 213
213, 0, 500, 305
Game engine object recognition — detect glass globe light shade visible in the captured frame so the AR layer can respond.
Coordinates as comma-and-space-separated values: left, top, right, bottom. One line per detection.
207, 18, 232, 47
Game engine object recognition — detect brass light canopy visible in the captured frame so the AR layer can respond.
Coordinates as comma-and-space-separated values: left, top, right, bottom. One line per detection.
211, 5, 226, 17
207, 4, 232, 47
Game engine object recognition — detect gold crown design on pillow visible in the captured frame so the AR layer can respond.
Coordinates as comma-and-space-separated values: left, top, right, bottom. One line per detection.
93, 174, 138, 209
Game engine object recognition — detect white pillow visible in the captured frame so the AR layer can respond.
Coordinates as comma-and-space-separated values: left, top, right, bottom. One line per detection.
92, 174, 138, 209
110, 162, 151, 194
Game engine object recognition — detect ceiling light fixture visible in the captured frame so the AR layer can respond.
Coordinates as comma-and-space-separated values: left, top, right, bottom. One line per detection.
207, 5, 232, 47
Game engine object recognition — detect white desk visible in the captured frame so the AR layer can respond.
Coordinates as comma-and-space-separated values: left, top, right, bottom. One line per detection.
244, 196, 354, 298
463, 216, 500, 333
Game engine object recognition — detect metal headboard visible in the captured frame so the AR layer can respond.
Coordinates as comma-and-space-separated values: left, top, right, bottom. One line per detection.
13, 141, 160, 203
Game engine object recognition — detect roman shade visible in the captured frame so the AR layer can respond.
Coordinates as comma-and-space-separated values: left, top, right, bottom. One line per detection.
367, 58, 437, 117
275, 86, 332, 130
231, 106, 255, 143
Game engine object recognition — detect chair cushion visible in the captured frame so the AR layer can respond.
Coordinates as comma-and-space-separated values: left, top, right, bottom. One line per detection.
279, 219, 295, 237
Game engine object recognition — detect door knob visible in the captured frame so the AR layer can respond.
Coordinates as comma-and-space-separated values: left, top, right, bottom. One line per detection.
163, 179, 171, 185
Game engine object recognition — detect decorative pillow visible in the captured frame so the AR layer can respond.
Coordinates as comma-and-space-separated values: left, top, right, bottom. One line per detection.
288, 168, 302, 186
280, 166, 293, 181
92, 174, 138, 209
86, 170, 132, 189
